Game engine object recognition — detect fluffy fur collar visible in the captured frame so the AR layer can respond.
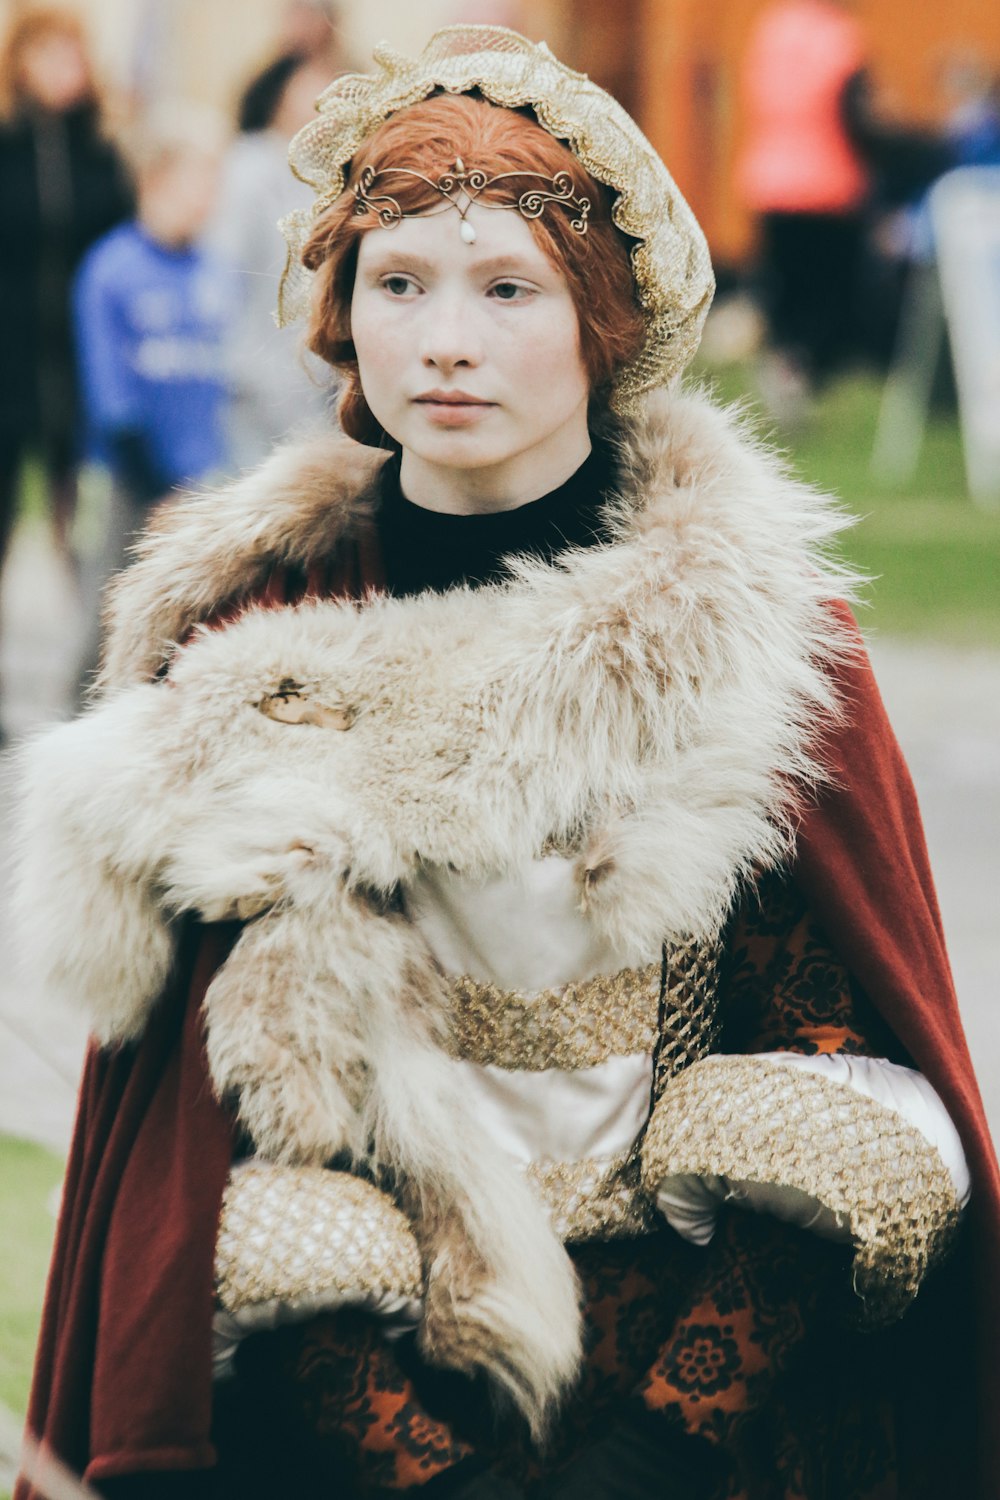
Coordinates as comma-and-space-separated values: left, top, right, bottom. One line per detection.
21, 382, 863, 1044
99, 434, 388, 689
40, 382, 862, 1003
99, 385, 857, 691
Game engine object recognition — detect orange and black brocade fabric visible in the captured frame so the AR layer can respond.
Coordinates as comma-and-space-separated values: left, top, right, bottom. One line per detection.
630, 867, 903, 1499
265, 1311, 473, 1493
267, 868, 901, 1498
719, 865, 907, 1064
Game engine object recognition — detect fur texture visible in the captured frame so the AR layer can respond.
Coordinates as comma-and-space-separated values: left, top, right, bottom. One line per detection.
97, 430, 387, 690
13, 385, 860, 1431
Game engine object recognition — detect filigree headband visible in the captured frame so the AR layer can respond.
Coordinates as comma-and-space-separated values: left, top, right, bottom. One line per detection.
353, 158, 591, 243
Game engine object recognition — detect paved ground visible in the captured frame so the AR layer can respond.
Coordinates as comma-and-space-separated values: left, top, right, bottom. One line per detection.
1, 523, 998, 1154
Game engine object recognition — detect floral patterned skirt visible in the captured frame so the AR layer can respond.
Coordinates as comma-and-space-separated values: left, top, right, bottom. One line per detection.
231, 1212, 898, 1499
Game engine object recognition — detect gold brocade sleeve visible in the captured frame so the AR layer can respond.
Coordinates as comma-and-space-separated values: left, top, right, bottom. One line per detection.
215, 1163, 424, 1319
640, 871, 963, 1323
640, 1051, 961, 1324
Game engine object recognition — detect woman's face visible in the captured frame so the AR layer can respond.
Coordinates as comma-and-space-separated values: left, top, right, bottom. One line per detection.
350, 202, 591, 512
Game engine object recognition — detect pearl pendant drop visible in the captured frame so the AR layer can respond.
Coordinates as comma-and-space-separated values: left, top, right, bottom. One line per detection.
460, 218, 477, 244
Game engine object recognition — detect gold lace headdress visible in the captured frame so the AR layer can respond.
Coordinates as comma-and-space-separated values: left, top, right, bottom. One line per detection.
278, 25, 715, 415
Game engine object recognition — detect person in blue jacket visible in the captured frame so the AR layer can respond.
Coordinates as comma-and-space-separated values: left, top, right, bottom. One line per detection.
74, 106, 233, 526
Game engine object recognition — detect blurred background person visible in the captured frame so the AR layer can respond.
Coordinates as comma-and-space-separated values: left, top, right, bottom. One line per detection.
834, 63, 956, 379
900, 52, 1000, 264
72, 103, 230, 689
74, 105, 230, 523
939, 49, 1000, 169
275, 0, 342, 70
736, 0, 872, 419
736, 0, 962, 415
206, 51, 336, 470
0, 5, 131, 732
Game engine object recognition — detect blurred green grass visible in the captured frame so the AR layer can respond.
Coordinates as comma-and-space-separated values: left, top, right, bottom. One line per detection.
0, 1136, 63, 1420
12, 460, 46, 525
698, 365, 1000, 645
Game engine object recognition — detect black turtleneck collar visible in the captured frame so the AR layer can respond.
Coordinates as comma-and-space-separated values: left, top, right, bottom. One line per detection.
376, 440, 617, 599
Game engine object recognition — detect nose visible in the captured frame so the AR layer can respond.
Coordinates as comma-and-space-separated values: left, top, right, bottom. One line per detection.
418, 291, 484, 374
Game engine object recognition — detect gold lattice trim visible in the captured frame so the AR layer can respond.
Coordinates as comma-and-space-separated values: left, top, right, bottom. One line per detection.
215, 1163, 424, 1313
527, 1151, 657, 1242
445, 961, 661, 1071
653, 936, 725, 1100
216, 942, 726, 1310
443, 941, 722, 1241
278, 26, 715, 414
445, 938, 722, 1077
640, 1055, 962, 1324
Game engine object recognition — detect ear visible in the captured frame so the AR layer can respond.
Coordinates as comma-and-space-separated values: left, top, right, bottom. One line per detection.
258, 680, 353, 730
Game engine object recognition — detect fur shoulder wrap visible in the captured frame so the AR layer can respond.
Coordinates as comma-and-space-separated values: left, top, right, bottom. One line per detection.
19, 385, 862, 1044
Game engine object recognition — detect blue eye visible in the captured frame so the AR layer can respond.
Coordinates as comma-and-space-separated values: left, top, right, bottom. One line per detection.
382, 275, 417, 296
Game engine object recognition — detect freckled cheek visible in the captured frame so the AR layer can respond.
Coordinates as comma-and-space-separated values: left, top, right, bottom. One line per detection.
354, 310, 410, 408
509, 315, 586, 403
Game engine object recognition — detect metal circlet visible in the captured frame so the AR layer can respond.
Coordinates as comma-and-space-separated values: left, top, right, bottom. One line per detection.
352, 158, 591, 244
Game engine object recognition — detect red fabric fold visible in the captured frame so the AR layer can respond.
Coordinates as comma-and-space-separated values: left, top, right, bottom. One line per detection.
17, 924, 239, 1495
796, 604, 1000, 1493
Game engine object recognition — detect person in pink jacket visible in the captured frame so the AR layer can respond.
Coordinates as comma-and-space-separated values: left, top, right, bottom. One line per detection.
737, 0, 871, 405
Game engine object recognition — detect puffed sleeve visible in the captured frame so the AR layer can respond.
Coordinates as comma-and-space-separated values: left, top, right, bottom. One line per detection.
641, 870, 969, 1324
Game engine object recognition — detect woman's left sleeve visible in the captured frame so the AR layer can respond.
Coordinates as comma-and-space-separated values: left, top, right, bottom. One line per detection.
634, 873, 971, 1448
641, 872, 970, 1325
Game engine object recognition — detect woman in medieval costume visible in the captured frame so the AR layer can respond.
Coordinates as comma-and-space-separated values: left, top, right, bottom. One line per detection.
14, 26, 1000, 1500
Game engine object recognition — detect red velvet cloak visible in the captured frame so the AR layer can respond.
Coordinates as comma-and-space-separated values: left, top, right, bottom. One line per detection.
16, 580, 1000, 1498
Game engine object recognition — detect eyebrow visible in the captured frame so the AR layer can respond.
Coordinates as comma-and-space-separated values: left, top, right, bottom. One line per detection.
361, 249, 546, 277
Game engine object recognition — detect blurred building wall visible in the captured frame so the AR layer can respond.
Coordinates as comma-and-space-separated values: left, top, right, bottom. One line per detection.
0, 1, 595, 138
0, 0, 467, 119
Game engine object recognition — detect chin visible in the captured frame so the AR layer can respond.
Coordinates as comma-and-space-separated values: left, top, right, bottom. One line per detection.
409, 431, 513, 471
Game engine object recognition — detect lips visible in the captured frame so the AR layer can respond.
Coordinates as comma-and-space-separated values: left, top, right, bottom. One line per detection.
412, 390, 496, 427
413, 390, 494, 407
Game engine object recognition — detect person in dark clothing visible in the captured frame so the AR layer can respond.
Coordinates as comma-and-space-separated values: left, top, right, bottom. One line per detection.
0, 8, 132, 554
0, 7, 131, 735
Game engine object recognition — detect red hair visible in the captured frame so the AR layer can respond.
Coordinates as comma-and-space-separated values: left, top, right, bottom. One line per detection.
302, 94, 646, 443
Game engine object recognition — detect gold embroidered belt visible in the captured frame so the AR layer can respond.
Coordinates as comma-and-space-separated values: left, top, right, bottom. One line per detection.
444, 936, 723, 1241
